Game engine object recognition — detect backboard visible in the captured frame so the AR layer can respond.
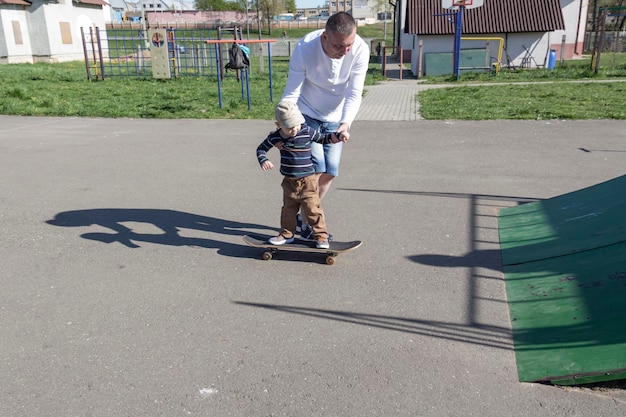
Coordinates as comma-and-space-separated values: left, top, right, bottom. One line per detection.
442, 0, 484, 10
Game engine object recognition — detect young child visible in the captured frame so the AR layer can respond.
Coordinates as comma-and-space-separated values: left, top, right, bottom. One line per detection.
256, 100, 348, 249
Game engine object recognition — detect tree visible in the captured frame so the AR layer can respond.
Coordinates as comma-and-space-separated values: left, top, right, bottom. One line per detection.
614, 0, 625, 31
196, 0, 245, 12
284, 0, 296, 14
589, 0, 626, 31
259, 0, 282, 36
374, 0, 387, 17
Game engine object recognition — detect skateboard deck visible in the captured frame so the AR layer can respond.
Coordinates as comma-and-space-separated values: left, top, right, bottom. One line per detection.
243, 234, 362, 265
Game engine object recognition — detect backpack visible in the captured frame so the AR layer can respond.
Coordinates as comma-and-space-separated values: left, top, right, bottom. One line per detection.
225, 43, 249, 71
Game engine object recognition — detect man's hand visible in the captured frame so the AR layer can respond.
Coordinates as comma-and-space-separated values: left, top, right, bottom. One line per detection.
331, 131, 350, 143
337, 123, 350, 143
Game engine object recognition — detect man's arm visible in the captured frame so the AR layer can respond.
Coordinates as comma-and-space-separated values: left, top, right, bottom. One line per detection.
309, 127, 349, 144
339, 40, 370, 129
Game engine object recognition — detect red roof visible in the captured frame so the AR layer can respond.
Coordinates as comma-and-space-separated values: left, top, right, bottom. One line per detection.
405, 0, 566, 35
74, 0, 108, 5
0, 0, 31, 5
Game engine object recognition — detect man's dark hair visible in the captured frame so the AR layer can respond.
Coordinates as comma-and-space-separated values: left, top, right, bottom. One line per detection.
325, 12, 356, 36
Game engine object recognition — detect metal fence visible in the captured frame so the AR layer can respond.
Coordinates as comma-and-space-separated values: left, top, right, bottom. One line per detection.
586, 31, 626, 53
82, 27, 295, 80
83, 28, 220, 78
106, 19, 329, 32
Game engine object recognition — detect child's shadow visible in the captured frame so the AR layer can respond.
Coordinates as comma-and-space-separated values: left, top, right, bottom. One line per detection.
46, 208, 274, 258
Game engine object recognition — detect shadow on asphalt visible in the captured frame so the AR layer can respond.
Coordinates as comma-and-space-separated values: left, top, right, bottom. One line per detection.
233, 301, 514, 350
409, 249, 502, 271
46, 208, 275, 259
46, 208, 365, 264
338, 187, 541, 326
338, 187, 539, 271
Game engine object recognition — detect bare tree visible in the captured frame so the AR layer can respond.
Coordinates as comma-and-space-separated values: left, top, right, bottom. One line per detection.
259, 0, 282, 36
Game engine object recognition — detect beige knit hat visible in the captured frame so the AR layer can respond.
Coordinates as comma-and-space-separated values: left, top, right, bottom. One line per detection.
274, 100, 305, 128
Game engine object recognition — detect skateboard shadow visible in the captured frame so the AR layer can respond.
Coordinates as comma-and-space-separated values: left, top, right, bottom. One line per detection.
409, 249, 503, 272
46, 208, 275, 258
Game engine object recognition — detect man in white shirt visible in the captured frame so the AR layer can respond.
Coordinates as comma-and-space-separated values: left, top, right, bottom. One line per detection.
282, 12, 370, 239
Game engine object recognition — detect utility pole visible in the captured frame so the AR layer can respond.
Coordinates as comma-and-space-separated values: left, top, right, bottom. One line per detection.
140, 1, 148, 49
246, 0, 250, 39
256, 0, 261, 40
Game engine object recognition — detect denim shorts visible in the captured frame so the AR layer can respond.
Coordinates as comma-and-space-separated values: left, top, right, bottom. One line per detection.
303, 114, 344, 177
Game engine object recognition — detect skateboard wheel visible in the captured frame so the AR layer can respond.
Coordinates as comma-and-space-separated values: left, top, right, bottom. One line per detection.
262, 251, 272, 260
325, 256, 335, 265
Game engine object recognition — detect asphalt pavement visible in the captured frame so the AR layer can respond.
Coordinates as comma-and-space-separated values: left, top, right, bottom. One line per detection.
2, 114, 626, 416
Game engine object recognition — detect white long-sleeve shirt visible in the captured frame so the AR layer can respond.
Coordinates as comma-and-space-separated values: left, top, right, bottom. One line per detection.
281, 30, 370, 128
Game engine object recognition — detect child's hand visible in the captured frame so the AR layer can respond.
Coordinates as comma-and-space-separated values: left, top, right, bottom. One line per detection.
330, 132, 342, 143
335, 131, 350, 143
261, 160, 274, 171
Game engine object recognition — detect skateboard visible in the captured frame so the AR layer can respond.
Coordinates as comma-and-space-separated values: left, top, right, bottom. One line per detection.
243, 234, 362, 265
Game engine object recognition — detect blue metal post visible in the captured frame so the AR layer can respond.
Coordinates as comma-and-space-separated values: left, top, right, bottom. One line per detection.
245, 67, 251, 110
453, 6, 464, 80
240, 68, 245, 99
215, 43, 223, 109
242, 42, 251, 110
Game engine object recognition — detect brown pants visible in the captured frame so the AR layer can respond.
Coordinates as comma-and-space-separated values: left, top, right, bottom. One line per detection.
279, 175, 328, 240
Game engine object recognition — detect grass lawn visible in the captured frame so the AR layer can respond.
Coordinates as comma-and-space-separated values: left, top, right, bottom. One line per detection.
418, 53, 626, 120
0, 49, 624, 120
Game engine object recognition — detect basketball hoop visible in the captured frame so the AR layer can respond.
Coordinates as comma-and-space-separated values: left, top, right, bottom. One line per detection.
442, 0, 482, 10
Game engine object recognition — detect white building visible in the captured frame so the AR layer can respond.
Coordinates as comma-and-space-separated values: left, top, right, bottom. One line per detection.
396, 0, 588, 76
0, 0, 108, 63
297, 0, 383, 21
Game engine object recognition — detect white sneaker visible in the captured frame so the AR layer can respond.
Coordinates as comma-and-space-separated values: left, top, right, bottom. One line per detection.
316, 238, 330, 249
268, 235, 295, 245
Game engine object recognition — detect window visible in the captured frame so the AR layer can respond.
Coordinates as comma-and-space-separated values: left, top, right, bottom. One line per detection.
12, 21, 23, 45
60, 22, 72, 44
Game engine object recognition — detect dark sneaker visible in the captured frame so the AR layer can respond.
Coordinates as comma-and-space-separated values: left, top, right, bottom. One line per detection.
268, 235, 295, 245
296, 213, 302, 233
300, 226, 314, 240
316, 238, 330, 249
301, 226, 334, 242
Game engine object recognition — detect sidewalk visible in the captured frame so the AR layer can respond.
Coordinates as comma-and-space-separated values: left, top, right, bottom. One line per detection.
356, 58, 433, 122
357, 79, 424, 121
357, 78, 452, 122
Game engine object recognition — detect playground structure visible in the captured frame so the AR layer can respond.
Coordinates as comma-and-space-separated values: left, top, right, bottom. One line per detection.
81, 27, 276, 110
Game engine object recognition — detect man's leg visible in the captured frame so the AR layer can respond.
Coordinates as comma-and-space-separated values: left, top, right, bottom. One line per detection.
318, 139, 342, 198
318, 173, 334, 201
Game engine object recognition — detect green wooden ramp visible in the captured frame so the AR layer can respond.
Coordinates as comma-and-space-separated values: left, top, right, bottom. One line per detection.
498, 175, 626, 385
